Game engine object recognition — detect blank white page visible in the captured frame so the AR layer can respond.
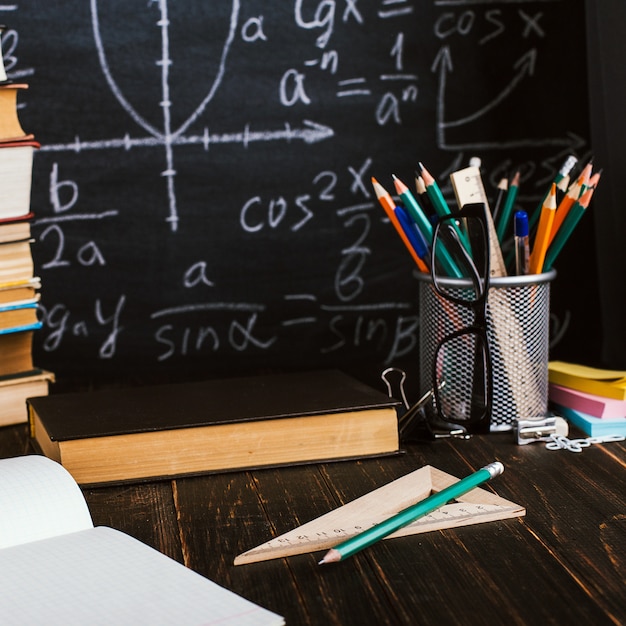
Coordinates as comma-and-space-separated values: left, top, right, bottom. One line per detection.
0, 455, 93, 548
0, 526, 284, 626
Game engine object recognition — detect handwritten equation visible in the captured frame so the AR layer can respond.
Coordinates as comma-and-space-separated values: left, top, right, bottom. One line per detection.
3, 0, 587, 377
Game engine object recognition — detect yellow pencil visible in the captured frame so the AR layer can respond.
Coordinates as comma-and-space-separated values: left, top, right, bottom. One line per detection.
529, 183, 557, 274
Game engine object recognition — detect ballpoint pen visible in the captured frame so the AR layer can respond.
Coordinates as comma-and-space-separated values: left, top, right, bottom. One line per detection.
514, 210, 530, 275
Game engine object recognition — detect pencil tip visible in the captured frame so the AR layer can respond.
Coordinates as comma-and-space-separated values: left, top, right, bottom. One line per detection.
318, 548, 341, 564
579, 186, 594, 206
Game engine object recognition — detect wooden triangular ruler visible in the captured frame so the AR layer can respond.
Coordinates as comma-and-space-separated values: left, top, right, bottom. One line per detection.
234, 465, 525, 565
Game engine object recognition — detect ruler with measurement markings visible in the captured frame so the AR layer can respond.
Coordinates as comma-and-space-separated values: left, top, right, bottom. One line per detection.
234, 465, 524, 565
449, 165, 507, 277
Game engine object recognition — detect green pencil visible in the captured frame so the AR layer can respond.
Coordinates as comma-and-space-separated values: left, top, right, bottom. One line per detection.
393, 175, 464, 279
542, 187, 592, 271
417, 162, 471, 253
496, 170, 520, 243
319, 461, 504, 565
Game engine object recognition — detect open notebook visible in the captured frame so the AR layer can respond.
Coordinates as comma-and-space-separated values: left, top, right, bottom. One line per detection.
0, 455, 284, 626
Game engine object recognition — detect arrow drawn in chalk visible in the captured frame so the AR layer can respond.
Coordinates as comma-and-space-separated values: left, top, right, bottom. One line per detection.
432, 46, 580, 152
443, 49, 537, 129
40, 120, 335, 153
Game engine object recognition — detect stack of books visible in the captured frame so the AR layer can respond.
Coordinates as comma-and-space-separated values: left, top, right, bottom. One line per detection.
0, 26, 53, 427
548, 361, 626, 436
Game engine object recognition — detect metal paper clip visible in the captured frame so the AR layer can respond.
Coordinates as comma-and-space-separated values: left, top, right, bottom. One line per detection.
381, 368, 470, 441
545, 433, 625, 453
515, 414, 569, 445
381, 367, 410, 414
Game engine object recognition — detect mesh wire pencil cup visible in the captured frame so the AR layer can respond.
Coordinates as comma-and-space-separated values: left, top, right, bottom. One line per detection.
418, 270, 556, 432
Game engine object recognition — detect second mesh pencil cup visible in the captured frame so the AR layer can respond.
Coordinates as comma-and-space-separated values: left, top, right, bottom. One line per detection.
417, 269, 556, 432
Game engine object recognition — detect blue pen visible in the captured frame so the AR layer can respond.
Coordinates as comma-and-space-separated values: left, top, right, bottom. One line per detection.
394, 205, 430, 268
514, 210, 530, 275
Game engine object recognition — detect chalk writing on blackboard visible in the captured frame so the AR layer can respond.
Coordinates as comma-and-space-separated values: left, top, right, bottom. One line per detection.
3, 0, 595, 383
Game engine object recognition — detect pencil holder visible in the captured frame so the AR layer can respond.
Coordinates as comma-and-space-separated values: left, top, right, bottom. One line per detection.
417, 270, 557, 432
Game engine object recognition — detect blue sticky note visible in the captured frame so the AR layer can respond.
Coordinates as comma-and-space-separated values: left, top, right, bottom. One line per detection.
554, 404, 626, 437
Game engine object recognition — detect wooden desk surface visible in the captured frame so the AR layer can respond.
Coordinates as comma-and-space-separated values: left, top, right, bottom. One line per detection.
1, 423, 625, 625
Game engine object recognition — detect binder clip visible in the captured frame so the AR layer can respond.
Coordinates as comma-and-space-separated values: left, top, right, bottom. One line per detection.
515, 414, 569, 445
381, 368, 470, 442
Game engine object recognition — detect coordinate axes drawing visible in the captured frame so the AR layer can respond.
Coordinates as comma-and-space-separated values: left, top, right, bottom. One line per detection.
38, 0, 333, 232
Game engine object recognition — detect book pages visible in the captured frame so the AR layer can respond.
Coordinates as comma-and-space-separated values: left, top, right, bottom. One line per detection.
0, 455, 93, 549
1, 526, 284, 626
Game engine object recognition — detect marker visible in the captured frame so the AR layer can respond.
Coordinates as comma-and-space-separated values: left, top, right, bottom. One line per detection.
319, 462, 505, 565
514, 210, 530, 275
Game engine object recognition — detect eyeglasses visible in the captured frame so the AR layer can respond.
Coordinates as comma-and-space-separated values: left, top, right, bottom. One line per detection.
429, 203, 493, 433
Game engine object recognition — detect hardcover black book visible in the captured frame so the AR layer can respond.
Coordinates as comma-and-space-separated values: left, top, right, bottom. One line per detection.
28, 370, 400, 485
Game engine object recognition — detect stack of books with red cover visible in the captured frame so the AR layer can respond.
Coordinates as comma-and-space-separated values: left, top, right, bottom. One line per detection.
0, 27, 53, 427
548, 361, 626, 436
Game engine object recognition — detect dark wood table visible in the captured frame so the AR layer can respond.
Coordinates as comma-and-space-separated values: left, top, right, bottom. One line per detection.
1, 422, 625, 625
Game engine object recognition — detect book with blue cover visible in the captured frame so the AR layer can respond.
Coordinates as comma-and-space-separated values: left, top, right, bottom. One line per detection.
0, 298, 39, 331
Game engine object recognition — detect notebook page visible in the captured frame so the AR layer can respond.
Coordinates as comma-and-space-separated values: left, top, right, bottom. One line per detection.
0, 455, 93, 549
0, 526, 284, 626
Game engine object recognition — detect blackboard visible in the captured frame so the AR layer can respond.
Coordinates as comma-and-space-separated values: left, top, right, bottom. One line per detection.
4, 0, 598, 391
585, 0, 626, 369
